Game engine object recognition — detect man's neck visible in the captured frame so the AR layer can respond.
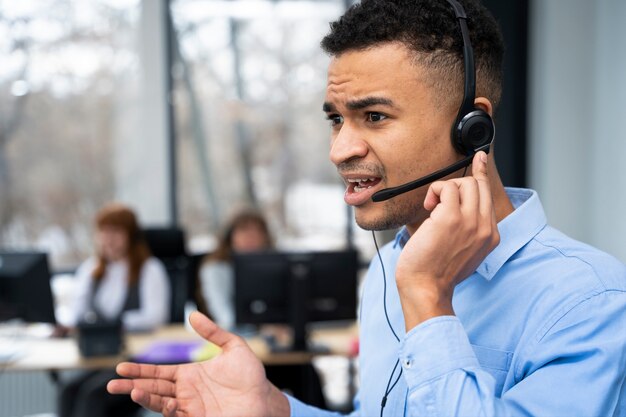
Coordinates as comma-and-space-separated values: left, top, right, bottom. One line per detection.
488, 158, 515, 223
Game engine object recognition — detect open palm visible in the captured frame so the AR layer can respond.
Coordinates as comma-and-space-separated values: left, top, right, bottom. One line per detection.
107, 312, 286, 417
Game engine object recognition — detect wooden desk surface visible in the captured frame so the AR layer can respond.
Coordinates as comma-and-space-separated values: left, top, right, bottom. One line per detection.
0, 323, 358, 371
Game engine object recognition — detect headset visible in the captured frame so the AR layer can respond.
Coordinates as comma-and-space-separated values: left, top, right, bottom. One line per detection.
371, 0, 494, 203
377, 1, 491, 415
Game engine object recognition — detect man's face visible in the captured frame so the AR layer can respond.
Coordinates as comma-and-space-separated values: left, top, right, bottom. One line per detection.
324, 42, 459, 232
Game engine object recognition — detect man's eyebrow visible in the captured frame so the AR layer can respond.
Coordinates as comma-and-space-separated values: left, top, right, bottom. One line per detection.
322, 97, 395, 113
346, 96, 395, 111
322, 102, 336, 112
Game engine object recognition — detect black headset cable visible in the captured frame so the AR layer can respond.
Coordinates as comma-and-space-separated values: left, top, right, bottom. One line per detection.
372, 231, 404, 416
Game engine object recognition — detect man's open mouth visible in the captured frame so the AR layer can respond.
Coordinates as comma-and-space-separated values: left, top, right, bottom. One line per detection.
347, 177, 382, 193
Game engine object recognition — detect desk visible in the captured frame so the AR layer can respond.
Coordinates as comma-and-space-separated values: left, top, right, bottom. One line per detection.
1, 323, 358, 371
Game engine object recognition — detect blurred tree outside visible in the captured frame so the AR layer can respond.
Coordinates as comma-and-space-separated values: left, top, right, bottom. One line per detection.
0, 0, 140, 268
0, 0, 371, 269
172, 1, 351, 251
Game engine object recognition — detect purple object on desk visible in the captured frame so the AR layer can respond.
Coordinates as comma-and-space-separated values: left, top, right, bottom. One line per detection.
132, 341, 203, 364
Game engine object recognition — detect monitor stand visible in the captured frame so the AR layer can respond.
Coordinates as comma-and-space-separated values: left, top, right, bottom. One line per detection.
269, 260, 330, 354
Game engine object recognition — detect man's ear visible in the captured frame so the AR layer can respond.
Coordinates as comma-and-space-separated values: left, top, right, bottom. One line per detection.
474, 97, 493, 117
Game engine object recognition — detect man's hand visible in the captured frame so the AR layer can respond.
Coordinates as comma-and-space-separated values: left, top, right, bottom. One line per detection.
107, 312, 290, 417
396, 151, 500, 330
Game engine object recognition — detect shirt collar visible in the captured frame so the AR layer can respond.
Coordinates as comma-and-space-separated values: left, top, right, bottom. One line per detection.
393, 187, 547, 281
394, 227, 411, 249
475, 188, 547, 280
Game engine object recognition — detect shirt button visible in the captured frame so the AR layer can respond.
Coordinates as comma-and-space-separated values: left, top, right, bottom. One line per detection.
403, 358, 413, 369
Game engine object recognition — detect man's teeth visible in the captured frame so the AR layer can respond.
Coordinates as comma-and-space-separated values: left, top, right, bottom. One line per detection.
347, 178, 376, 183
348, 178, 377, 193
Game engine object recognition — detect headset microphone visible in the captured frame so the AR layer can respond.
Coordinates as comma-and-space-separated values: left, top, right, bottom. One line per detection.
371, 0, 495, 204
371, 142, 490, 202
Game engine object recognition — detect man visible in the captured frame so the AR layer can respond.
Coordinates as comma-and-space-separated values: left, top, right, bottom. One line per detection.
108, 0, 626, 416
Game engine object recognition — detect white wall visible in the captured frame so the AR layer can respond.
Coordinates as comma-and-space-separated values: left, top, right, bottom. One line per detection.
530, 0, 626, 261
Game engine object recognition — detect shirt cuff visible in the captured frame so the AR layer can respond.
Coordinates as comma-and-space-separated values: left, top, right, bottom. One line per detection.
286, 394, 316, 417
399, 316, 479, 389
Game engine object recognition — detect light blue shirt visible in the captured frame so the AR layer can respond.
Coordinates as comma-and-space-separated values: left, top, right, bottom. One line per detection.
288, 188, 626, 416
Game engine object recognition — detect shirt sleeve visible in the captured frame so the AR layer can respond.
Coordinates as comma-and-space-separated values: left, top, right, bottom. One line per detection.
199, 262, 235, 330
122, 258, 171, 332
287, 394, 360, 417
400, 290, 626, 417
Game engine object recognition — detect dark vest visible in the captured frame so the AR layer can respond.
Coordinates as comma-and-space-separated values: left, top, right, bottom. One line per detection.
86, 276, 140, 323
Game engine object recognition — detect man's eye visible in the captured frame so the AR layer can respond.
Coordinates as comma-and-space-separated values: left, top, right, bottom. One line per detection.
326, 114, 344, 126
367, 112, 387, 122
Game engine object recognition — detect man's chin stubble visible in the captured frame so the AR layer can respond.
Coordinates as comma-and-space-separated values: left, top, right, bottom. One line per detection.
354, 201, 420, 232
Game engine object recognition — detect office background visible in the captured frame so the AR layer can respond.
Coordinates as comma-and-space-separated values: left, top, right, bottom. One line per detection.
1, 0, 625, 269
0, 0, 625, 415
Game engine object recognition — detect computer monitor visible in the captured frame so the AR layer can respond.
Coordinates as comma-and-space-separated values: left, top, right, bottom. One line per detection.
0, 251, 56, 324
143, 227, 189, 323
233, 249, 358, 351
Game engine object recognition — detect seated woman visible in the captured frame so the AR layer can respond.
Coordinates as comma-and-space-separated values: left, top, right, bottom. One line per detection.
198, 209, 272, 330
197, 209, 327, 408
59, 202, 171, 417
68, 202, 170, 331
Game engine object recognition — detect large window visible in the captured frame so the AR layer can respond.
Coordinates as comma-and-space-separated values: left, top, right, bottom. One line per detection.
171, 0, 365, 253
0, 0, 142, 268
0, 0, 376, 270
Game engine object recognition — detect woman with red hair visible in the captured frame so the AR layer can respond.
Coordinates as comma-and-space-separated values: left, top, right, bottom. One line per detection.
60, 203, 170, 417
68, 202, 170, 330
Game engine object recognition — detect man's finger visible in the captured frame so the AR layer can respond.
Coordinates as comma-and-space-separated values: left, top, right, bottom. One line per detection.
457, 177, 479, 216
425, 181, 462, 220
424, 154, 485, 211
128, 388, 176, 415
107, 377, 177, 398
131, 389, 182, 417
423, 180, 445, 211
471, 151, 489, 181
471, 151, 494, 219
163, 396, 184, 417
189, 311, 243, 349
114, 362, 178, 381
107, 378, 133, 395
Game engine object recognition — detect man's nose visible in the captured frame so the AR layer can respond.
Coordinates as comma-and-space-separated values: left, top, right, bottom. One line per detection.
329, 123, 368, 166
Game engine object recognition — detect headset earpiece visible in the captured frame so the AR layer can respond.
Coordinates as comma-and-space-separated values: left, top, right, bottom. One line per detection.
453, 108, 495, 155
371, 0, 495, 203
446, 0, 495, 157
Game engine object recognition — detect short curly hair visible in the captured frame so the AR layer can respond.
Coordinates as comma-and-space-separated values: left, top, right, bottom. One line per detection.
321, 0, 504, 112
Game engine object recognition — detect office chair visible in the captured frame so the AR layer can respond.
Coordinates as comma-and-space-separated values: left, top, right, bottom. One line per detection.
143, 227, 190, 323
